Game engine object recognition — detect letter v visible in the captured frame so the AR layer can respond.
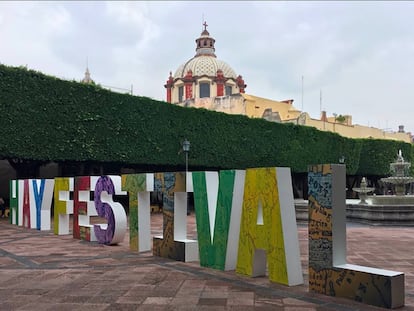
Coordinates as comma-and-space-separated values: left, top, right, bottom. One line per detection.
192, 170, 245, 271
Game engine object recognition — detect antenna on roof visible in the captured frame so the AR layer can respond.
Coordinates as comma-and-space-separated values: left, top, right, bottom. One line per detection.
301, 75, 304, 111
320, 89, 322, 115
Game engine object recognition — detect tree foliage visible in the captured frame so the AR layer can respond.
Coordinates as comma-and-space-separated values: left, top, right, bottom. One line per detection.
0, 64, 411, 175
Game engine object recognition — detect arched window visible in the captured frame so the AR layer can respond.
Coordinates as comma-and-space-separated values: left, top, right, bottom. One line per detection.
200, 82, 210, 98
178, 86, 184, 102
225, 85, 232, 96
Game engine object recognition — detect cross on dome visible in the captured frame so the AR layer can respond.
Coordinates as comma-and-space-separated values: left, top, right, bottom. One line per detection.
201, 20, 210, 36
195, 21, 215, 57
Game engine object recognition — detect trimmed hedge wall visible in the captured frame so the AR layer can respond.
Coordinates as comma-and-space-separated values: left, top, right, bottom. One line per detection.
0, 64, 411, 175
356, 139, 412, 176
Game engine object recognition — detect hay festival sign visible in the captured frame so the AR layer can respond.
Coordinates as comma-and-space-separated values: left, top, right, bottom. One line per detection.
8, 165, 404, 308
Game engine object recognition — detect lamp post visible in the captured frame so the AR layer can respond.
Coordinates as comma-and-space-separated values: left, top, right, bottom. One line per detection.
182, 139, 190, 215
182, 139, 190, 174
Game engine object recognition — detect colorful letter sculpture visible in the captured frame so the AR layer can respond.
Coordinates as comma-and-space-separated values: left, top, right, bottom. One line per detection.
54, 177, 74, 235
31, 179, 54, 230
192, 170, 245, 270
308, 164, 404, 308
236, 167, 303, 286
153, 172, 198, 262
9, 179, 54, 230
11, 175, 126, 244
55, 175, 126, 245
73, 176, 98, 241
121, 173, 154, 252
9, 180, 18, 225
93, 176, 127, 245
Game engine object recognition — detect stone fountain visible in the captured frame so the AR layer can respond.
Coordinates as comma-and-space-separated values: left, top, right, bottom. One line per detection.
352, 177, 375, 204
369, 150, 414, 205
347, 150, 414, 225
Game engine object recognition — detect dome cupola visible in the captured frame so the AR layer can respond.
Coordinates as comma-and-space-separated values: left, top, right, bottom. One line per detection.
195, 22, 216, 57
165, 22, 247, 104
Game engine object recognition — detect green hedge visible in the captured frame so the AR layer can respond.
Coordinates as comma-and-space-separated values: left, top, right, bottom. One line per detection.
356, 139, 412, 176
0, 64, 411, 175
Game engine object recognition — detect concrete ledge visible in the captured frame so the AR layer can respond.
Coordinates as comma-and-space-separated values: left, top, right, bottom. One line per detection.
347, 204, 414, 226
334, 264, 405, 309
153, 236, 198, 262
295, 200, 414, 226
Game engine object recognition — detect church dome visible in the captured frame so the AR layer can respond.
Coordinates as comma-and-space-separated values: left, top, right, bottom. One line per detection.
164, 22, 247, 103
174, 57, 237, 79
173, 22, 237, 79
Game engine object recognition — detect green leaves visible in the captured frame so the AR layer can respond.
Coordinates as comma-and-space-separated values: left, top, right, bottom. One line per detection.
0, 64, 412, 176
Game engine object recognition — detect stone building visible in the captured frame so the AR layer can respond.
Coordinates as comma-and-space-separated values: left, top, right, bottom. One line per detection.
164, 23, 412, 143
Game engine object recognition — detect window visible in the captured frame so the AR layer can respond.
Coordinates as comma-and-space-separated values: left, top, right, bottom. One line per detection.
199, 83, 210, 98
225, 85, 232, 96
178, 86, 184, 102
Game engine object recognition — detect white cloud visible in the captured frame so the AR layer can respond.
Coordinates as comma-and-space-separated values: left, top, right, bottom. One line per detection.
1, 1, 414, 133
0, 3, 74, 76
105, 2, 160, 49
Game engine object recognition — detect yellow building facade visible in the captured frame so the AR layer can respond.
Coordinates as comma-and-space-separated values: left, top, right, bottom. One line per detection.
285, 112, 412, 143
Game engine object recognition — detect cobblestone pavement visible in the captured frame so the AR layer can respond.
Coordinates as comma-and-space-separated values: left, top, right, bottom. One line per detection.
0, 214, 413, 310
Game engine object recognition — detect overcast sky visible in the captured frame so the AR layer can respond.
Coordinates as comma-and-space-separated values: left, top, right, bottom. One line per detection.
1, 1, 414, 133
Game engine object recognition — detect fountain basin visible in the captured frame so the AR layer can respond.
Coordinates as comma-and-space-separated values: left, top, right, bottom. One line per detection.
294, 199, 308, 222
346, 150, 414, 225
367, 195, 414, 205
295, 199, 414, 226
346, 198, 414, 226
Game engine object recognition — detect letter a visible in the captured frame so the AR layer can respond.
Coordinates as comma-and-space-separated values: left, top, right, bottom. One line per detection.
236, 167, 303, 286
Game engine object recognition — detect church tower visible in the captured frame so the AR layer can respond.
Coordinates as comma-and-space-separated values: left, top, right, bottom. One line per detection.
165, 22, 247, 104
81, 67, 94, 84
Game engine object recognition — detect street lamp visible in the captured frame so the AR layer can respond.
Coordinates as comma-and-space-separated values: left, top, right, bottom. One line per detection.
182, 139, 190, 173
182, 139, 191, 215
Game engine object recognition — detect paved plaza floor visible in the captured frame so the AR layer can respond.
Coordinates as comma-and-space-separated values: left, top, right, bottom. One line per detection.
0, 213, 413, 310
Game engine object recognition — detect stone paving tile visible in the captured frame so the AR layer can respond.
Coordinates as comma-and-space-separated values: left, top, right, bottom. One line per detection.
1, 215, 414, 310
107, 303, 142, 311
254, 296, 284, 307
170, 297, 200, 305
116, 295, 146, 304
137, 306, 170, 311
227, 291, 255, 305
143, 296, 174, 305
200, 291, 229, 299
198, 297, 227, 305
